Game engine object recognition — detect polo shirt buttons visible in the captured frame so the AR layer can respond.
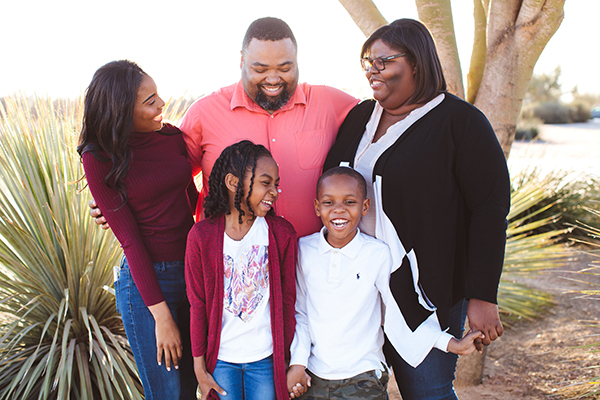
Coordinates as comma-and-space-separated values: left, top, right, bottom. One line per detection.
272, 138, 276, 142
278, 189, 282, 193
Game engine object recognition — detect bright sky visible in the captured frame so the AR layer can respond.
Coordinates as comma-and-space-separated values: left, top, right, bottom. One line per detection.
1, 0, 597, 101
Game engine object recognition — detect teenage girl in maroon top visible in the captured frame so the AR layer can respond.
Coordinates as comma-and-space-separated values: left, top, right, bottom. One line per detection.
78, 60, 198, 399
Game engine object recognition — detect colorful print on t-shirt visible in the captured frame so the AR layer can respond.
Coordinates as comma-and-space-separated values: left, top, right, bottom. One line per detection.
223, 245, 269, 322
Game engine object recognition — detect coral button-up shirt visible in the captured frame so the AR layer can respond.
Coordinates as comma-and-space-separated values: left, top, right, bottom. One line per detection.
180, 80, 358, 237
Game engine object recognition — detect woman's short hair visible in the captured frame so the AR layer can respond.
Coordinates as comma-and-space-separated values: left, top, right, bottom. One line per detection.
361, 18, 446, 105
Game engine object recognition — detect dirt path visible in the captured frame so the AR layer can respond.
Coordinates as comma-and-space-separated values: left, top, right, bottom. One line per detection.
457, 251, 600, 399
385, 251, 600, 400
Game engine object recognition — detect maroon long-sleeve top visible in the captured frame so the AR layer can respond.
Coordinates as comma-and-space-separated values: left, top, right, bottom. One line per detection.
82, 124, 197, 306
185, 214, 297, 400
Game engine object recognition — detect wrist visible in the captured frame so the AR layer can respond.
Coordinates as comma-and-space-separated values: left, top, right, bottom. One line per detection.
148, 301, 173, 322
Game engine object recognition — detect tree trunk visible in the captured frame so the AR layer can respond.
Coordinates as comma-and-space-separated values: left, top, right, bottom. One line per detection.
416, 0, 464, 99
337, 0, 388, 37
466, 0, 488, 104
473, 0, 565, 158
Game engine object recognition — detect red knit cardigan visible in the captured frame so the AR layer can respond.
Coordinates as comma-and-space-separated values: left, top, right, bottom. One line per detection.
185, 214, 297, 400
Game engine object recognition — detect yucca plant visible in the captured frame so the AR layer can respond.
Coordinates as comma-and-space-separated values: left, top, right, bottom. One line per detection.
0, 96, 142, 399
556, 207, 600, 398
498, 173, 573, 321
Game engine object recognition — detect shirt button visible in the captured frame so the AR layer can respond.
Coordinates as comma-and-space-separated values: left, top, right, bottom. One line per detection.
278, 189, 282, 193
272, 138, 276, 142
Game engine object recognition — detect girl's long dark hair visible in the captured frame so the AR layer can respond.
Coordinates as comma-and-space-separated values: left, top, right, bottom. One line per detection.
77, 60, 146, 204
204, 140, 274, 223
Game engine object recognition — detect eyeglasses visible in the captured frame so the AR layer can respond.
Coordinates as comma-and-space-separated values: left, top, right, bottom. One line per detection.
360, 53, 406, 72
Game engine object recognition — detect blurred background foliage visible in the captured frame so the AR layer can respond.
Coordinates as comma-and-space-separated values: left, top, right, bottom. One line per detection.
516, 66, 600, 140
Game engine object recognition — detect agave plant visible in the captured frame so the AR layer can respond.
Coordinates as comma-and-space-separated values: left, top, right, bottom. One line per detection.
0, 96, 142, 399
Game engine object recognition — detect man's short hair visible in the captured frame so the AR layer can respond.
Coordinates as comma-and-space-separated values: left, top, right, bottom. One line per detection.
317, 167, 367, 199
242, 17, 297, 52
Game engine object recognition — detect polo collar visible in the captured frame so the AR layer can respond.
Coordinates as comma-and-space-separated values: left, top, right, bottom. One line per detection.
230, 80, 307, 115
317, 226, 364, 259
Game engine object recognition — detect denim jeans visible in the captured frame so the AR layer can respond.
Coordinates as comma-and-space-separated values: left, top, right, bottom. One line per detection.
384, 299, 469, 400
115, 257, 198, 400
212, 355, 276, 400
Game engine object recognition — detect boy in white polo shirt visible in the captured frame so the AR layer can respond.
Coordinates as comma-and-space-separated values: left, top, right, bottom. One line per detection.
286, 167, 483, 400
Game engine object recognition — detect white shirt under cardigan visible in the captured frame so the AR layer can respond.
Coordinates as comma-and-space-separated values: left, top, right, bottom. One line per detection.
219, 216, 273, 363
354, 93, 445, 237
290, 228, 392, 380
343, 94, 454, 366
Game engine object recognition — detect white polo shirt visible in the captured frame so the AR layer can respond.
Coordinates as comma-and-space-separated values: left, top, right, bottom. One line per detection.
290, 228, 392, 380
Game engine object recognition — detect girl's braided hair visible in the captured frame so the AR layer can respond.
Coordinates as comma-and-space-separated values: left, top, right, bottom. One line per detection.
204, 140, 275, 223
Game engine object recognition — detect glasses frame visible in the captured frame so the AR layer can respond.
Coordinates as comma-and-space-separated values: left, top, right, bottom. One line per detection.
360, 53, 406, 72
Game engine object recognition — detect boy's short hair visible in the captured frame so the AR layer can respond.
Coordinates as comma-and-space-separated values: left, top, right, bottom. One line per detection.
317, 167, 367, 198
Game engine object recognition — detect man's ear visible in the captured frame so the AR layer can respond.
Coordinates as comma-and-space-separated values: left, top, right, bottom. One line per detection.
225, 173, 239, 194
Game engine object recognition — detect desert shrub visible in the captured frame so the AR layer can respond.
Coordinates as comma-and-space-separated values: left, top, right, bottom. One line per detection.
568, 100, 592, 122
521, 101, 570, 124
515, 117, 542, 140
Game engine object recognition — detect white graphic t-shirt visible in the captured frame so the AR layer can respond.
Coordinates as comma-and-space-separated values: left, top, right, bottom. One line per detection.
218, 217, 273, 363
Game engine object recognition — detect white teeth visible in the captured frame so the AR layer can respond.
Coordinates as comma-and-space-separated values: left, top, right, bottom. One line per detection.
262, 200, 272, 205
332, 219, 348, 227
262, 86, 281, 92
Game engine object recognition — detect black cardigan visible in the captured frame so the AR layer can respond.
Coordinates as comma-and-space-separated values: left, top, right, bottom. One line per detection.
323, 93, 510, 330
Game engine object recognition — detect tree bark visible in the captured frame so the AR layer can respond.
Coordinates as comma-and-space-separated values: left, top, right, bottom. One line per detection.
474, 0, 565, 157
337, 0, 388, 37
415, 0, 464, 99
466, 0, 488, 104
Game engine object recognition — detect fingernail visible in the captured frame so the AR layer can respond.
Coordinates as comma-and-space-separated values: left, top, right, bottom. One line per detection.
158, 362, 161, 366
222, 391, 227, 395
167, 367, 171, 371
175, 365, 179, 370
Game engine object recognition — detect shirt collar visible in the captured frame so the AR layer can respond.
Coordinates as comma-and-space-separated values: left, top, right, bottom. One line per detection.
317, 226, 364, 259
230, 80, 307, 114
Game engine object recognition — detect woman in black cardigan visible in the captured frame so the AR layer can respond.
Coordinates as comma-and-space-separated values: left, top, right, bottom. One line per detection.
323, 19, 510, 400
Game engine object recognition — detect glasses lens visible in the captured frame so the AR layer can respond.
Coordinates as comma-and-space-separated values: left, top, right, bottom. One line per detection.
361, 58, 372, 71
373, 58, 384, 71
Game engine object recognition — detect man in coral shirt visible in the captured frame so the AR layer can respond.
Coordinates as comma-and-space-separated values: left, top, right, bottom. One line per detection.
90, 17, 357, 237
179, 17, 358, 237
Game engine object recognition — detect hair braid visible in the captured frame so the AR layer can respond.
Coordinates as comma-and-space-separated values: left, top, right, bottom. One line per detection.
204, 140, 274, 222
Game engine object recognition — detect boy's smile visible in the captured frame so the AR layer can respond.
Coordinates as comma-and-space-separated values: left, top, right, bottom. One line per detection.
314, 174, 370, 249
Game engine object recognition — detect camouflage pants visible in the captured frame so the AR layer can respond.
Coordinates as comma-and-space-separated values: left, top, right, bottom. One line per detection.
299, 368, 389, 400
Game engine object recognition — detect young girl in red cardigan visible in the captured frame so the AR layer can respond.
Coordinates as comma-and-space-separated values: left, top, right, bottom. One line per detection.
185, 140, 297, 400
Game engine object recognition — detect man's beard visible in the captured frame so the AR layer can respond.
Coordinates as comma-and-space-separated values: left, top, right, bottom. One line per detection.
254, 84, 290, 112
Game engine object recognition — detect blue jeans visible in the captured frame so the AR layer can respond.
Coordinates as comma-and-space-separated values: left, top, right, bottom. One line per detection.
212, 355, 276, 400
384, 299, 468, 400
115, 257, 197, 399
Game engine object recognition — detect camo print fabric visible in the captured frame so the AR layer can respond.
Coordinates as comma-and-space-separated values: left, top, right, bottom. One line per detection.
299, 368, 389, 400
